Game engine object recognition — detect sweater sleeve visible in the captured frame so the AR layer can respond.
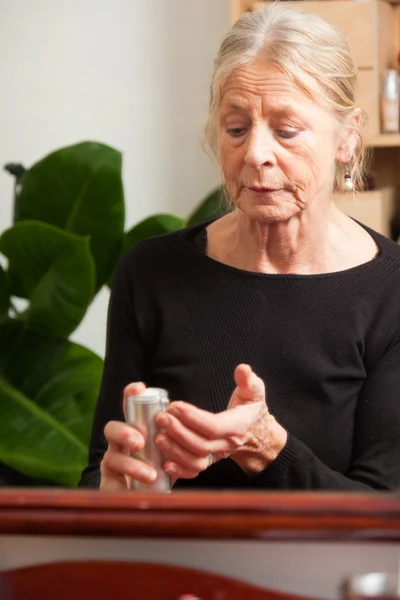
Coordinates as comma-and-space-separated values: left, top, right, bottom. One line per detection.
78, 252, 149, 488
251, 340, 400, 491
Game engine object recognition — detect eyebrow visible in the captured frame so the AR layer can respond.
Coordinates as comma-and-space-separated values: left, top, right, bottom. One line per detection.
223, 102, 247, 112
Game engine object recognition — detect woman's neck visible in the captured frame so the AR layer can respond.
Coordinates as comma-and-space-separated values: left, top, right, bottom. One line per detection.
206, 206, 378, 276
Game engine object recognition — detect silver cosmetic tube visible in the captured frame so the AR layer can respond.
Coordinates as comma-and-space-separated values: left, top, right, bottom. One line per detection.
126, 387, 171, 493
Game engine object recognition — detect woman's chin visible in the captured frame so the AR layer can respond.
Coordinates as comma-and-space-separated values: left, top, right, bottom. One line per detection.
238, 203, 297, 224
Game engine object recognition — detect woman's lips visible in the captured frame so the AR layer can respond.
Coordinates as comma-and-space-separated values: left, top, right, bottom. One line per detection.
247, 186, 280, 193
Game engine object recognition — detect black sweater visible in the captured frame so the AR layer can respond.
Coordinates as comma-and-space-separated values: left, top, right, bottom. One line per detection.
79, 222, 400, 491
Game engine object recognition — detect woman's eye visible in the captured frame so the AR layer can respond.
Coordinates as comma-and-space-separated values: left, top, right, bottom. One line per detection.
276, 130, 299, 139
226, 128, 246, 138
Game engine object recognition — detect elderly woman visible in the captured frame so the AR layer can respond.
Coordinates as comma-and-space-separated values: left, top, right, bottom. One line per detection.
79, 4, 400, 491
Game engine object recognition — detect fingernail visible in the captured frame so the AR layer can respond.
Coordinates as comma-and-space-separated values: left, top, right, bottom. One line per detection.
129, 435, 138, 449
139, 466, 157, 481
157, 413, 170, 428
155, 434, 167, 446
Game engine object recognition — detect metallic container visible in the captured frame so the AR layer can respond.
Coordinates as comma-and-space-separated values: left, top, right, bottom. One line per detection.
382, 69, 400, 133
126, 387, 171, 493
342, 573, 400, 600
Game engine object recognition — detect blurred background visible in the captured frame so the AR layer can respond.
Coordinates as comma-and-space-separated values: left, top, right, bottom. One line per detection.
0, 0, 230, 357
1, 0, 400, 488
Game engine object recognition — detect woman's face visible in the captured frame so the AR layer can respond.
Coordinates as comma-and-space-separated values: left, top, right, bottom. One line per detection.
218, 61, 347, 223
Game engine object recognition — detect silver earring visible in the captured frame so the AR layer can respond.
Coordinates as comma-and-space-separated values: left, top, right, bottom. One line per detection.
344, 166, 353, 191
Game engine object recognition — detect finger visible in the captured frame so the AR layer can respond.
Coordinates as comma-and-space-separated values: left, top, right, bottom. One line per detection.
101, 448, 157, 483
100, 442, 131, 489
108, 440, 129, 457
163, 459, 203, 480
155, 432, 210, 472
156, 412, 241, 457
104, 420, 145, 452
122, 381, 147, 419
155, 411, 212, 456
100, 460, 128, 491
166, 401, 263, 440
234, 363, 252, 389
234, 364, 265, 403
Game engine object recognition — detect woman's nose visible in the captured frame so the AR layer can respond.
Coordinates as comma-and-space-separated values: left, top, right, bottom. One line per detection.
244, 126, 278, 168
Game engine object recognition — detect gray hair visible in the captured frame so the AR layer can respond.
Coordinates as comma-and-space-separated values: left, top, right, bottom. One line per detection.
204, 3, 369, 193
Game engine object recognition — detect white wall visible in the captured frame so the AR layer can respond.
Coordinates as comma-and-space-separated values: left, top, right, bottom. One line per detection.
0, 0, 230, 357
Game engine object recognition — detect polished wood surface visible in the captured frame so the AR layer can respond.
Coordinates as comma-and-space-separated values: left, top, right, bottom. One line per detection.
0, 561, 320, 600
0, 489, 399, 541
368, 134, 400, 147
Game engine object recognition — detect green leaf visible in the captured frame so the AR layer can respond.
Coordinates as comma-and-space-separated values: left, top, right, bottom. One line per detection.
107, 214, 185, 286
122, 214, 185, 254
187, 187, 228, 226
0, 322, 103, 485
33, 342, 102, 445
4, 268, 25, 299
0, 221, 95, 337
16, 141, 125, 290
1, 324, 103, 447
0, 263, 10, 320
0, 375, 88, 487
0, 318, 24, 373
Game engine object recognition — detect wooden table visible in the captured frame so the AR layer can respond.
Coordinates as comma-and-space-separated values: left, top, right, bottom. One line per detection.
0, 490, 399, 599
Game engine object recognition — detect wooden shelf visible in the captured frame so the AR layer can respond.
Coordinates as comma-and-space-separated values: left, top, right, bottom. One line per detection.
367, 133, 400, 147
333, 186, 395, 236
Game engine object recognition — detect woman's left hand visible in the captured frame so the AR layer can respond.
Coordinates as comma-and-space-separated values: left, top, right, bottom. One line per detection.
154, 364, 287, 481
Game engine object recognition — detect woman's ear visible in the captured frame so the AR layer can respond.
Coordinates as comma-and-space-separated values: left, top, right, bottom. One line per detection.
336, 108, 361, 163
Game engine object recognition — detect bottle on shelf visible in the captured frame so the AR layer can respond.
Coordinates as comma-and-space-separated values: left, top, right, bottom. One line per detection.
381, 69, 400, 134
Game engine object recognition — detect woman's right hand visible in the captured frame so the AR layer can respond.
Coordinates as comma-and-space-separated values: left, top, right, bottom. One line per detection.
100, 382, 158, 491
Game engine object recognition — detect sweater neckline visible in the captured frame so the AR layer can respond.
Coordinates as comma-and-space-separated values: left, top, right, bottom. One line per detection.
180, 220, 388, 281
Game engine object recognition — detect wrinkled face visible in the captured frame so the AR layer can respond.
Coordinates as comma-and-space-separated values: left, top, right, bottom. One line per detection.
218, 61, 346, 223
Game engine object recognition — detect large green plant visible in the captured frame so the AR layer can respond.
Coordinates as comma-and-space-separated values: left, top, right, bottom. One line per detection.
0, 141, 226, 487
